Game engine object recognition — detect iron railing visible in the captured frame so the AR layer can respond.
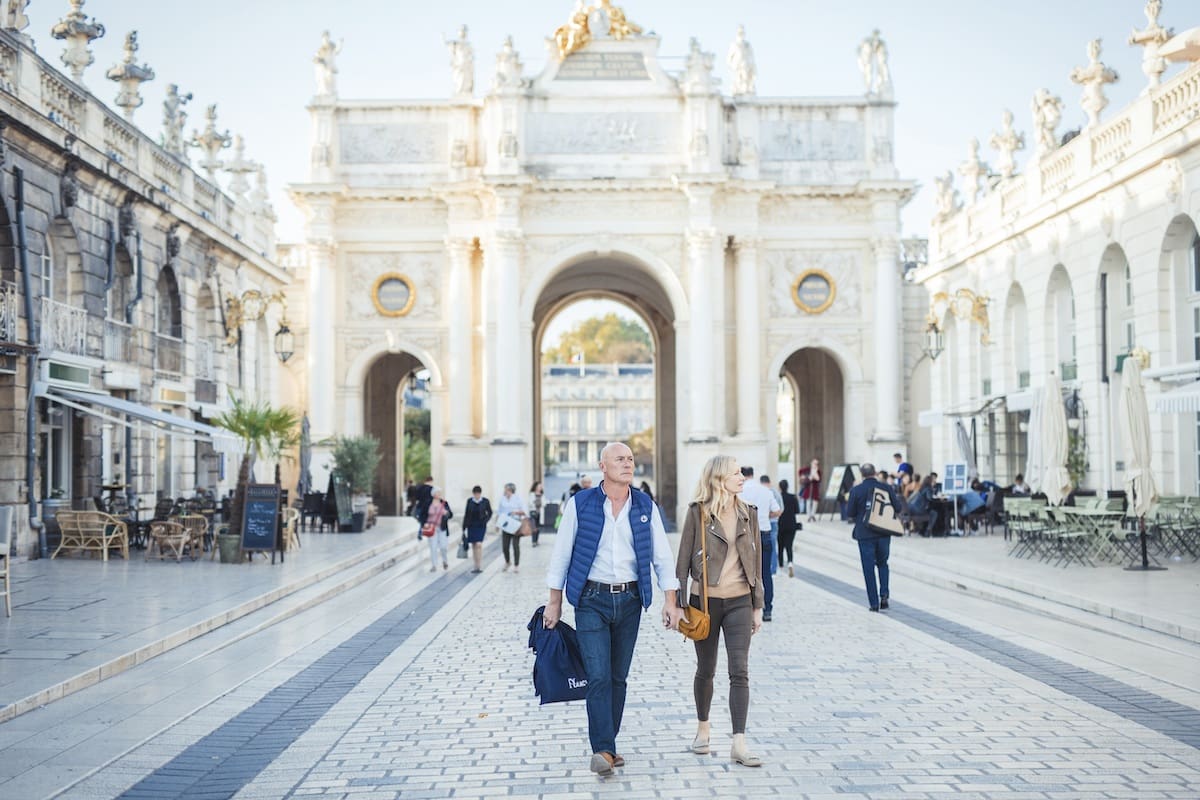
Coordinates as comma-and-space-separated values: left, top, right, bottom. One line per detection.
103, 318, 133, 362
39, 296, 87, 355
0, 281, 17, 343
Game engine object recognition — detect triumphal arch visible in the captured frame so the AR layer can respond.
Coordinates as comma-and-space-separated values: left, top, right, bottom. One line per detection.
289, 4, 918, 522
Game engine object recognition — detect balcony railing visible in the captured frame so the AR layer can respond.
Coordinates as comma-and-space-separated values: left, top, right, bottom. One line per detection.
154, 334, 183, 380
103, 318, 133, 362
39, 296, 87, 355
195, 338, 216, 381
1, 281, 17, 343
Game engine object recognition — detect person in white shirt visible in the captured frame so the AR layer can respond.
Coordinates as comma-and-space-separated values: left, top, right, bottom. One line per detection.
737, 466, 781, 621
543, 442, 684, 776
495, 483, 528, 573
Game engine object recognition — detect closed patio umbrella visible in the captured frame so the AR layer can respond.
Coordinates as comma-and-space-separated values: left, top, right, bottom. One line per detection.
954, 419, 978, 480
1025, 390, 1044, 494
1041, 373, 1072, 506
1119, 358, 1164, 571
298, 414, 312, 498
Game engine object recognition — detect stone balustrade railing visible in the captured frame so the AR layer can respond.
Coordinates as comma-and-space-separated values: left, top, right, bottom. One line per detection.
1, 281, 17, 343
103, 318, 132, 362
40, 296, 87, 356
0, 30, 274, 260
932, 62, 1200, 260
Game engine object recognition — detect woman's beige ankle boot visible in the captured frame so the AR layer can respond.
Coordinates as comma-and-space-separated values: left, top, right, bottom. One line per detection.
691, 721, 710, 754
730, 733, 762, 767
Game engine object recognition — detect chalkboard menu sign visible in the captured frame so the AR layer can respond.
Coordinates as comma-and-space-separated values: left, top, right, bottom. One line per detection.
333, 477, 352, 529
241, 484, 281, 552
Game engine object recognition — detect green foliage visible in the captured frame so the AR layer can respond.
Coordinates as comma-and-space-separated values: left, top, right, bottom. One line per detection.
544, 312, 653, 364
404, 407, 431, 441
1067, 428, 1090, 488
403, 434, 430, 487
332, 435, 382, 495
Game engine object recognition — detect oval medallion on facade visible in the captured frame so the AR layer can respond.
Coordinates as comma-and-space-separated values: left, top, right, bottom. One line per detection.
372, 273, 416, 317
791, 269, 836, 314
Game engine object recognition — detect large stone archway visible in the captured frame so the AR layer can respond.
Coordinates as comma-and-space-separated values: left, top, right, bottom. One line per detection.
362, 351, 425, 515
530, 256, 679, 521
780, 348, 846, 472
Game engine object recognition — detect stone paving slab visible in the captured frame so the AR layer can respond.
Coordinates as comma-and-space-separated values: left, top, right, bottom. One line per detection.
0, 520, 414, 721
175, 534, 1200, 800
803, 519, 1200, 642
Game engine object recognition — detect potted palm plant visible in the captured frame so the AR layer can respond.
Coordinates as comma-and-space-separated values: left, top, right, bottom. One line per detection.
214, 396, 300, 562
330, 435, 381, 532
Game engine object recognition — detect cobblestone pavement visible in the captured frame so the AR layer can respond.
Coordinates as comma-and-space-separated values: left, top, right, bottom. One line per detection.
57, 534, 1200, 799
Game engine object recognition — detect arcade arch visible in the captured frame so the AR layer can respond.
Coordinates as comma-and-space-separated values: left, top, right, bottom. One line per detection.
530, 255, 678, 519
362, 351, 428, 515
778, 348, 846, 477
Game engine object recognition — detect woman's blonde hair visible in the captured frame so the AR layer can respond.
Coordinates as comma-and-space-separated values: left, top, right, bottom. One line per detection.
692, 454, 740, 518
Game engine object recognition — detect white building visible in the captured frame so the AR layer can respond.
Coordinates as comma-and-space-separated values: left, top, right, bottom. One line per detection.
289, 4, 924, 522
542, 363, 654, 472
918, 8, 1200, 496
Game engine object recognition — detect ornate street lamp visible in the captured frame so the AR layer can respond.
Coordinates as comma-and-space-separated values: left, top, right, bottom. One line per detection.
224, 289, 294, 364
922, 319, 945, 362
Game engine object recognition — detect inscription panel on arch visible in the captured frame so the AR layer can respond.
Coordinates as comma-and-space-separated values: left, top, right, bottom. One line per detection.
526, 112, 680, 155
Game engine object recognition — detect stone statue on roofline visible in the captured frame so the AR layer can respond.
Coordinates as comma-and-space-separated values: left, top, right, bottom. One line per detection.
1031, 88, 1064, 157
1069, 39, 1119, 128
727, 25, 756, 96
162, 83, 192, 158
958, 138, 989, 206
1129, 0, 1172, 93
445, 24, 474, 96
989, 110, 1026, 179
858, 29, 892, 97
493, 35, 523, 91
932, 170, 961, 222
683, 37, 716, 94
313, 31, 342, 98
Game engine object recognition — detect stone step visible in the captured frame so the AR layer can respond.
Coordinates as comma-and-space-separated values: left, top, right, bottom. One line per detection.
0, 529, 425, 724
802, 521, 1200, 645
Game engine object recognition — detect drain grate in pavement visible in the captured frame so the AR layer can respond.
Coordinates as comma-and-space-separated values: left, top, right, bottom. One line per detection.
796, 565, 1200, 751
116, 550, 493, 800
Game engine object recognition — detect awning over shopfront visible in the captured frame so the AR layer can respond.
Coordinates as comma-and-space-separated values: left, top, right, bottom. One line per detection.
1004, 389, 1036, 412
35, 382, 235, 441
1152, 381, 1200, 414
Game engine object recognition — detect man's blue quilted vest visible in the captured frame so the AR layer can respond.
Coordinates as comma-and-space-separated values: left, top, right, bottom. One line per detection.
564, 486, 654, 609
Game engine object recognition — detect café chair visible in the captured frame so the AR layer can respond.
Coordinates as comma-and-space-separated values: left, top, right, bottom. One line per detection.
146, 521, 188, 562
176, 515, 209, 560
0, 505, 12, 617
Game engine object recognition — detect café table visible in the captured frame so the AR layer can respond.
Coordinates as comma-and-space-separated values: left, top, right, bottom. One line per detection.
121, 505, 151, 550
1053, 506, 1124, 562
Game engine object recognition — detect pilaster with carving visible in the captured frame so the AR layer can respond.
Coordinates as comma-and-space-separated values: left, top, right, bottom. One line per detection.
444, 236, 475, 441
734, 236, 763, 438
487, 229, 524, 441
685, 224, 718, 441
870, 233, 903, 443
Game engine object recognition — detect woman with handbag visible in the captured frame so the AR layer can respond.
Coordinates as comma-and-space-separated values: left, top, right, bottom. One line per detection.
675, 455, 764, 767
462, 485, 492, 573
496, 482, 528, 573
422, 487, 454, 572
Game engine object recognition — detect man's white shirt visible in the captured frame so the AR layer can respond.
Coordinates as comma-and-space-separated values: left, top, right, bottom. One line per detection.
739, 482, 781, 532
546, 488, 680, 594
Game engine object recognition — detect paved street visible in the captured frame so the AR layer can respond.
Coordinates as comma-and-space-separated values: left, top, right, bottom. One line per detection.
2, 523, 1199, 799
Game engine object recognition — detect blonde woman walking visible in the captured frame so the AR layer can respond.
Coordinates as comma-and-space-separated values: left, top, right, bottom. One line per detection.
676, 455, 764, 767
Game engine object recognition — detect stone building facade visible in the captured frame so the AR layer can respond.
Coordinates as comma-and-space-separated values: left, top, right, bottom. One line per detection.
918, 7, 1200, 495
0, 19, 290, 555
541, 363, 654, 473
289, 4, 926, 523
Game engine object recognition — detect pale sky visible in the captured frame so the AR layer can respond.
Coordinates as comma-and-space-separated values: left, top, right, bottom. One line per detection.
23, 1, 1180, 242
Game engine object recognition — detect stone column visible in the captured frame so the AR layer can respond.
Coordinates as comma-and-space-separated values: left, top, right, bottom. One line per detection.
872, 236, 904, 442
687, 228, 717, 441
307, 241, 336, 440
490, 230, 523, 441
444, 236, 474, 442
735, 237, 763, 438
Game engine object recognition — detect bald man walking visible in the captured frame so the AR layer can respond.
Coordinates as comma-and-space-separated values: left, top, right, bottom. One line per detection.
544, 442, 685, 776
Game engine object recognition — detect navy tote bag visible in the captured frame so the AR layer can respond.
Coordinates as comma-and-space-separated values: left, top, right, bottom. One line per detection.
526, 606, 589, 704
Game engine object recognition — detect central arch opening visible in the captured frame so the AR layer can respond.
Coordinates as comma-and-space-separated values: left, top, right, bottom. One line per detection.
532, 257, 678, 523
362, 352, 430, 515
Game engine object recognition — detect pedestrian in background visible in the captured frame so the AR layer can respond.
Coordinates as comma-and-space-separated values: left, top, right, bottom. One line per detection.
847, 463, 897, 611
462, 485, 492, 573
497, 482, 528, 573
543, 442, 683, 776
528, 481, 545, 547
777, 478, 800, 577
738, 466, 781, 622
676, 454, 764, 767
422, 487, 453, 573
760, 475, 781, 578
798, 458, 821, 522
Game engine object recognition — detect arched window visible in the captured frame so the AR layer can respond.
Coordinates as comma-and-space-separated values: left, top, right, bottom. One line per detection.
1047, 265, 1076, 378
155, 266, 182, 339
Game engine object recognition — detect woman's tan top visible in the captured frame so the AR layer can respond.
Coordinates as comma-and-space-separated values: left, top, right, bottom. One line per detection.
706, 504, 750, 599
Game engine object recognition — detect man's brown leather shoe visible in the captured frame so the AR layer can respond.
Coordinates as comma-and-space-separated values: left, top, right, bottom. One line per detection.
612, 754, 625, 767
589, 752, 615, 775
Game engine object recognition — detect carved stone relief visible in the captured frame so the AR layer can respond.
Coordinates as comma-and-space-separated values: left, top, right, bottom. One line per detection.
526, 112, 681, 155
766, 250, 861, 317
345, 252, 442, 321
760, 119, 864, 161
334, 204, 445, 228
760, 196, 865, 226
339, 123, 448, 164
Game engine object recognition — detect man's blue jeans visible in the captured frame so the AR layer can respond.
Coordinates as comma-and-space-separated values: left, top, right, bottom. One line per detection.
857, 536, 891, 608
574, 584, 642, 756
760, 532, 775, 615
768, 521, 779, 575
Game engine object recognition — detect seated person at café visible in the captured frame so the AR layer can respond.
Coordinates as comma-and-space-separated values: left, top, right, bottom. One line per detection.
958, 480, 987, 516
907, 475, 939, 536
1009, 473, 1031, 495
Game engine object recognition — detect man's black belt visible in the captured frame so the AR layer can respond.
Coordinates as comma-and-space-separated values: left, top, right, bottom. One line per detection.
586, 580, 639, 594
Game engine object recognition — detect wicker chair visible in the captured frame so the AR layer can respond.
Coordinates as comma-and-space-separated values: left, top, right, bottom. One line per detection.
176, 515, 209, 560
146, 521, 188, 562
52, 511, 130, 561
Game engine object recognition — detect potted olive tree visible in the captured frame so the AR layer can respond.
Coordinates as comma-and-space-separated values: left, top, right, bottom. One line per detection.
214, 396, 299, 562
330, 435, 381, 532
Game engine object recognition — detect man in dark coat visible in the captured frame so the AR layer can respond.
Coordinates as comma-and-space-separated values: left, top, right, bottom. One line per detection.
413, 476, 434, 538
846, 463, 899, 612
